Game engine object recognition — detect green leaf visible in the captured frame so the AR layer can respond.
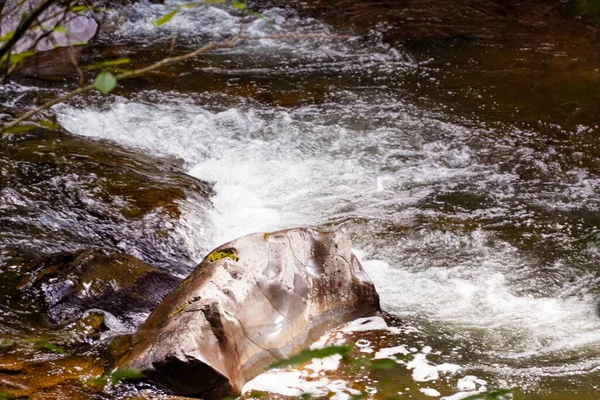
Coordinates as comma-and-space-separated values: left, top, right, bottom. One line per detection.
183, 0, 227, 9
369, 358, 397, 370
268, 345, 352, 369
0, 391, 9, 400
0, 51, 35, 66
89, 369, 144, 387
153, 10, 178, 27
109, 369, 145, 385
89, 375, 108, 387
52, 26, 70, 34
84, 58, 131, 70
0, 31, 14, 42
1, 124, 38, 134
36, 340, 67, 354
94, 71, 117, 95
231, 1, 247, 11
69, 5, 89, 12
38, 119, 60, 130
21, 338, 67, 354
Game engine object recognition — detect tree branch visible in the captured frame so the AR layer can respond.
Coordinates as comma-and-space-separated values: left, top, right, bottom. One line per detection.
1, 32, 349, 133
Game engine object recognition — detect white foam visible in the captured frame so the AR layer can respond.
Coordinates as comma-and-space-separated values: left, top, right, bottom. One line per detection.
420, 388, 441, 397
373, 345, 410, 359
457, 376, 487, 392
360, 237, 600, 359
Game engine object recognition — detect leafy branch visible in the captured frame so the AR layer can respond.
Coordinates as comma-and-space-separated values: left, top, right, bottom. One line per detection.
1, 32, 349, 134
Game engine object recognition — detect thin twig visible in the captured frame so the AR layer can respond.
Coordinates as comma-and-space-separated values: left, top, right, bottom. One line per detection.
67, 45, 85, 86
1, 33, 348, 133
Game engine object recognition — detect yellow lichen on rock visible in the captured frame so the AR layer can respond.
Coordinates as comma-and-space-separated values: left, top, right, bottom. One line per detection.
206, 248, 239, 263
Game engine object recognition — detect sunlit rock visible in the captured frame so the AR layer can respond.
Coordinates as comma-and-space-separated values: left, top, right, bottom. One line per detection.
118, 228, 380, 398
0, 0, 98, 55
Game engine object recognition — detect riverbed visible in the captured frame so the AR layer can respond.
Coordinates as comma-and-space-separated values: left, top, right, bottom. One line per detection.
2, 1, 600, 399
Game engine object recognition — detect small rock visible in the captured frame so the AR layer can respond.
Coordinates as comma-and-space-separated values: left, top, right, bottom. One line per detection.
21, 248, 181, 325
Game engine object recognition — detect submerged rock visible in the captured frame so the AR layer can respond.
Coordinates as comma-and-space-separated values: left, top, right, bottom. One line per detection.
118, 228, 380, 398
21, 248, 181, 325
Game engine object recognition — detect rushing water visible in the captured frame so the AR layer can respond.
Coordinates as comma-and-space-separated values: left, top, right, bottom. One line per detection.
4, 0, 600, 398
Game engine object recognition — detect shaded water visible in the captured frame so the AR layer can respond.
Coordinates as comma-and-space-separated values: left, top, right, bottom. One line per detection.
3, 0, 600, 398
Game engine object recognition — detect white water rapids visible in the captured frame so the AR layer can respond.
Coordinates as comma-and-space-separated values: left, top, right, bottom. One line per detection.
50, 1, 600, 397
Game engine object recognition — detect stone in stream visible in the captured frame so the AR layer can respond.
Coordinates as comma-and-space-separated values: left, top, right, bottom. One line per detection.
118, 228, 380, 398
20, 248, 181, 325
0, 128, 214, 274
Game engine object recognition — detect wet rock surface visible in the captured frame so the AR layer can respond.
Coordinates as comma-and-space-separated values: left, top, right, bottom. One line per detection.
20, 248, 181, 325
118, 228, 380, 398
0, 128, 214, 273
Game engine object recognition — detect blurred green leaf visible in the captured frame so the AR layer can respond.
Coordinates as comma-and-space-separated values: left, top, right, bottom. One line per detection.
89, 376, 108, 387
0, 31, 14, 42
369, 358, 397, 370
0, 391, 9, 400
153, 10, 178, 27
231, 1, 247, 11
269, 345, 352, 369
36, 340, 67, 354
2, 124, 38, 134
69, 5, 89, 12
53, 26, 70, 34
84, 57, 131, 70
109, 369, 145, 384
94, 71, 117, 95
1, 51, 35, 66
90, 369, 144, 387
38, 119, 60, 130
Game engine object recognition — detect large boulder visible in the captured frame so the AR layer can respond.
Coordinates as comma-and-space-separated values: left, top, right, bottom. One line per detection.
118, 228, 380, 398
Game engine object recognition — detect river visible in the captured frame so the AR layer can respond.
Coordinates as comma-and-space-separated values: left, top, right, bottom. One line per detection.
2, 1, 600, 399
